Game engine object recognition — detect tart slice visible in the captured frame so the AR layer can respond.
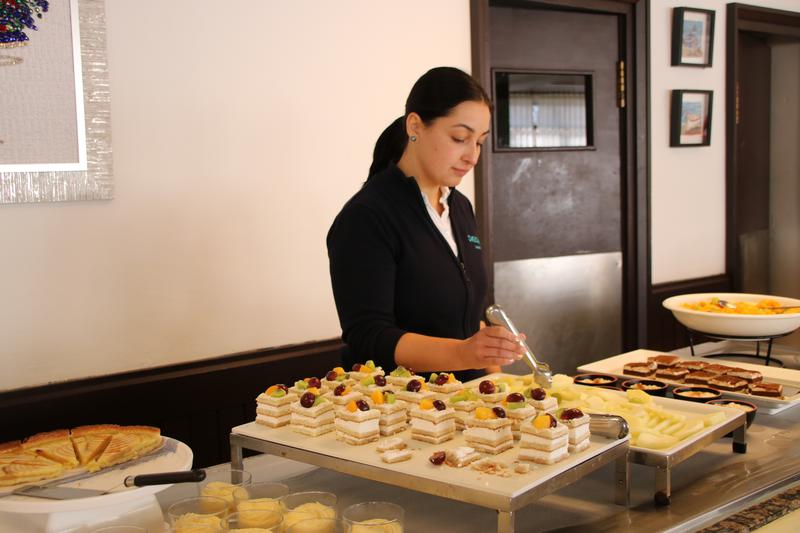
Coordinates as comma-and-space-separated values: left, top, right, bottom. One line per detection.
22, 429, 79, 468
70, 424, 118, 466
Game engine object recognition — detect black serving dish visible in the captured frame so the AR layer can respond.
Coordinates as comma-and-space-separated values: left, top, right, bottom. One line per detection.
573, 373, 619, 388
706, 398, 757, 428
620, 379, 669, 397
672, 386, 722, 403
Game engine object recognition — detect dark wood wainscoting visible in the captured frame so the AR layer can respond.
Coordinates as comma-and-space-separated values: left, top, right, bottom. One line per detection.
0, 339, 343, 468
647, 275, 732, 352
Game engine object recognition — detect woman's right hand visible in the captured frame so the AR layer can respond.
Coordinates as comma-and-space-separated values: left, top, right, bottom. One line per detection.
457, 326, 525, 368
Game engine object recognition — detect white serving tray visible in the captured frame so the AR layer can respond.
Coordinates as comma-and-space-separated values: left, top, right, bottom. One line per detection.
232, 421, 626, 509
577, 348, 800, 415
0, 437, 193, 514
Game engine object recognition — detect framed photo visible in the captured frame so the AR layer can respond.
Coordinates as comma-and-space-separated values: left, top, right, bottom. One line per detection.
671, 7, 715, 67
670, 90, 713, 147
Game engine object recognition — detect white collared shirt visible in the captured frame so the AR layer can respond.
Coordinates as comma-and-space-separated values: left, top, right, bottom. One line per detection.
421, 186, 459, 257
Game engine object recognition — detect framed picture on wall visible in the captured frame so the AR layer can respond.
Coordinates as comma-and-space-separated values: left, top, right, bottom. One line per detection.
670, 90, 713, 147
671, 7, 715, 67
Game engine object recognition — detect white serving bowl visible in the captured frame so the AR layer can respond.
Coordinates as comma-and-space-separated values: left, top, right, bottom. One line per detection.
662, 292, 800, 337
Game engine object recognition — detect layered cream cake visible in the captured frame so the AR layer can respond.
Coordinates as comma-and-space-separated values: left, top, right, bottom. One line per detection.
502, 393, 537, 439
519, 413, 569, 464
474, 379, 509, 406
409, 399, 456, 444
289, 376, 324, 397
448, 388, 480, 429
559, 408, 591, 453
348, 360, 384, 382
524, 387, 558, 414
335, 399, 381, 445
445, 446, 481, 468
322, 366, 352, 391
290, 391, 334, 436
426, 372, 463, 395
463, 406, 514, 454
329, 383, 363, 406
255, 384, 296, 428
368, 389, 408, 436
356, 374, 391, 395
385, 365, 421, 388
396, 378, 435, 404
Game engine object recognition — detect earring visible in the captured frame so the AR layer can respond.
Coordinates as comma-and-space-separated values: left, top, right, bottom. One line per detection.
410, 135, 417, 142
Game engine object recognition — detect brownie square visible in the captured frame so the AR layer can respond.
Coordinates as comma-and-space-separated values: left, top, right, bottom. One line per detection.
676, 360, 709, 371
704, 364, 734, 375
708, 375, 748, 392
623, 361, 656, 377
655, 367, 689, 382
685, 370, 715, 385
647, 355, 681, 368
725, 367, 763, 383
749, 382, 783, 398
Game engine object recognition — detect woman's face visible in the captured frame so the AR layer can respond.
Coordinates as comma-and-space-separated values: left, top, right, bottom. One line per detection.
411, 100, 491, 189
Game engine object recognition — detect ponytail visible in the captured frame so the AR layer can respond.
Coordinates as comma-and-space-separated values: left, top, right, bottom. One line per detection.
367, 116, 407, 180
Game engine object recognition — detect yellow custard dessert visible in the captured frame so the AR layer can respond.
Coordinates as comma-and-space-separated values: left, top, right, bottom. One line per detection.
172, 512, 222, 533
283, 501, 337, 529
201, 481, 249, 511
350, 518, 404, 533
238, 496, 283, 514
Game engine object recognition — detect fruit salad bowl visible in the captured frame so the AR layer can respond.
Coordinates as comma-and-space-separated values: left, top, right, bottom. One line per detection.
662, 293, 800, 337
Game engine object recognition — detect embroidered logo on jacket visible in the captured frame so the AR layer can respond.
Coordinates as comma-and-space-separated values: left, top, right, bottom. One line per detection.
467, 234, 482, 250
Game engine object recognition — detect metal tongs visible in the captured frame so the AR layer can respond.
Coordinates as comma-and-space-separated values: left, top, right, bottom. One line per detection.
486, 304, 553, 388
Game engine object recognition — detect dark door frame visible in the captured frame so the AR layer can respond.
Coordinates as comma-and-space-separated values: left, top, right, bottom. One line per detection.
726, 3, 800, 290
470, 0, 650, 350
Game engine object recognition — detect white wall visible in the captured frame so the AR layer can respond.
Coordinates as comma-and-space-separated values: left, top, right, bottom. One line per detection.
0, 0, 472, 390
649, 0, 800, 284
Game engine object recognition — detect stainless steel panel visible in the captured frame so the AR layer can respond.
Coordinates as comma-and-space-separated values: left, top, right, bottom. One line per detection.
494, 252, 621, 374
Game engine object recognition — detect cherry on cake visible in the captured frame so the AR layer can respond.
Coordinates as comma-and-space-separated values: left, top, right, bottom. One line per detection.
335, 399, 381, 445
322, 367, 353, 392
409, 399, 457, 444
524, 387, 558, 414
448, 389, 480, 430
502, 393, 536, 440
426, 372, 462, 395
623, 361, 657, 377
368, 389, 408, 436
474, 379, 509, 406
559, 408, 591, 453
396, 378, 436, 404
289, 377, 324, 397
329, 383, 363, 406
290, 391, 334, 436
348, 360, 384, 382
519, 413, 569, 465
255, 384, 296, 428
356, 373, 391, 395
463, 407, 514, 454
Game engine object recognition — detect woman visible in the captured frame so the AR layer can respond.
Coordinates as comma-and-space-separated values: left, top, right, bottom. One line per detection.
327, 67, 524, 382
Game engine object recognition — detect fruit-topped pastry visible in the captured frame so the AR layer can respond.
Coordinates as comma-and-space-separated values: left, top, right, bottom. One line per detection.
328, 383, 363, 406
462, 406, 514, 455
396, 378, 436, 404
426, 372, 462, 394
558, 408, 591, 453
448, 388, 480, 429
334, 399, 381, 445
408, 398, 457, 444
367, 389, 408, 436
356, 373, 390, 394
254, 384, 296, 428
523, 387, 558, 414
474, 379, 508, 405
386, 365, 421, 388
348, 360, 385, 381
502, 392, 537, 439
519, 413, 569, 464
322, 367, 353, 391
289, 391, 335, 437
289, 377, 324, 396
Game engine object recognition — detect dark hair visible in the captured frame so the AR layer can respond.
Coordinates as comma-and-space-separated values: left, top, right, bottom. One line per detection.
367, 67, 492, 179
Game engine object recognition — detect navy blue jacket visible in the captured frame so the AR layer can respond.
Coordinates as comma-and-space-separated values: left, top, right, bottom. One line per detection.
327, 165, 488, 382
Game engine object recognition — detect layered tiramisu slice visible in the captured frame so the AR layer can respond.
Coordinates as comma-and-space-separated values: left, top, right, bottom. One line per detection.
559, 408, 591, 453
409, 399, 456, 444
518, 413, 569, 465
368, 389, 408, 436
502, 393, 536, 440
708, 374, 748, 392
623, 361, 657, 377
725, 367, 763, 384
676, 360, 709, 372
647, 354, 681, 369
290, 391, 334, 436
335, 399, 381, 445
656, 366, 689, 382
448, 388, 480, 430
749, 381, 783, 398
255, 384, 296, 428
525, 387, 558, 414
463, 407, 514, 454
685, 370, 716, 386
426, 372, 463, 395
396, 378, 435, 405
704, 363, 734, 375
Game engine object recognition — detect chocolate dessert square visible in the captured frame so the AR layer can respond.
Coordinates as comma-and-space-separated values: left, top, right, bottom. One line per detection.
676, 360, 709, 371
708, 375, 748, 391
623, 361, 656, 377
703, 364, 734, 375
647, 355, 681, 368
655, 367, 689, 382
684, 370, 715, 385
749, 382, 783, 398
725, 367, 763, 383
